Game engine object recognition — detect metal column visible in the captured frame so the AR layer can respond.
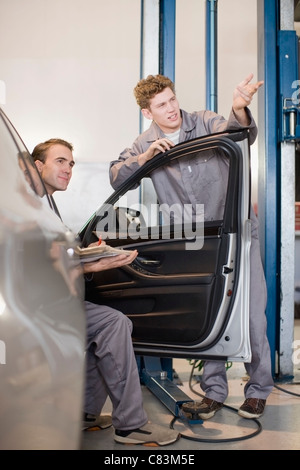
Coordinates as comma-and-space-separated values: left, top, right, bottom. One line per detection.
159, 0, 176, 79
258, 0, 296, 379
205, 0, 218, 112
257, 0, 279, 379
278, 1, 297, 379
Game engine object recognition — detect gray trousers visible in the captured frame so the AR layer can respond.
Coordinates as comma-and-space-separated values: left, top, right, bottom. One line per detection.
84, 301, 148, 430
201, 220, 274, 402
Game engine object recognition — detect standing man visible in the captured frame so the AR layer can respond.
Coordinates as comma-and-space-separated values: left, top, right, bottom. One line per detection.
32, 138, 181, 446
109, 73, 274, 420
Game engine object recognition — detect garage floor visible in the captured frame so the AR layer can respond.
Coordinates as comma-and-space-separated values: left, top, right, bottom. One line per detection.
81, 320, 300, 452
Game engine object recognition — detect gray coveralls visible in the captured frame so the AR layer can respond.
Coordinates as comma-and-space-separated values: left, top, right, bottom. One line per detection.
109, 108, 274, 402
84, 301, 148, 430
54, 201, 148, 430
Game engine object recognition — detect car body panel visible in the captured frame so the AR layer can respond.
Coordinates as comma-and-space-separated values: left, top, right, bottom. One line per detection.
0, 107, 86, 450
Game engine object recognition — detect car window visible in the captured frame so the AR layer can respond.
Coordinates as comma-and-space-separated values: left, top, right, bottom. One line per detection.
84, 144, 231, 247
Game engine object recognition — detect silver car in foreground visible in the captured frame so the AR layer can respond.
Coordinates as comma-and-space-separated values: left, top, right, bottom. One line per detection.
0, 107, 86, 450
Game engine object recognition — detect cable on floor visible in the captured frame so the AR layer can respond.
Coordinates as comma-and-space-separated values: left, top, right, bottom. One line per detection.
169, 413, 262, 443
273, 383, 300, 397
169, 360, 262, 443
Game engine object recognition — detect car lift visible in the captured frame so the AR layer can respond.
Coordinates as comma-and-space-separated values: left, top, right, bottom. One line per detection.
137, 356, 203, 424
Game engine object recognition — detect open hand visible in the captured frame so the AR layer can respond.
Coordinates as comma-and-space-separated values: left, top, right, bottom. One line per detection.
83, 249, 138, 274
233, 73, 264, 111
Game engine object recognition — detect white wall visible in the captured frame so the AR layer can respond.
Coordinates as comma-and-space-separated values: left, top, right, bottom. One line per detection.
175, 0, 259, 211
0, 0, 259, 232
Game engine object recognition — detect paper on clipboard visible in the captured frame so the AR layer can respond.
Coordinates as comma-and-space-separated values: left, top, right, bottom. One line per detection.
74, 244, 132, 263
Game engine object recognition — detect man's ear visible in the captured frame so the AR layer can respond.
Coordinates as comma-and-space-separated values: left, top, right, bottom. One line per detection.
35, 160, 43, 174
141, 108, 153, 120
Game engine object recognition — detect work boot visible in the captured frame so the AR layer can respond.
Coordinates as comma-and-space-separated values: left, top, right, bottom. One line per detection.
238, 398, 266, 419
182, 397, 223, 420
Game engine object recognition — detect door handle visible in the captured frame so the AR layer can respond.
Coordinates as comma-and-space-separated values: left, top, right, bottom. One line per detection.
137, 256, 160, 266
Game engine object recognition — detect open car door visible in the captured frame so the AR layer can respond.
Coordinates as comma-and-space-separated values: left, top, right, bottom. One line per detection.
79, 129, 252, 363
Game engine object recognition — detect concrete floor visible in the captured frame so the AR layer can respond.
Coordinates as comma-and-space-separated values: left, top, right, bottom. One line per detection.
81, 320, 300, 452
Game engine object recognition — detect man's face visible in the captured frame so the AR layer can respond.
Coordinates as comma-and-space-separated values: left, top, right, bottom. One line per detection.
35, 144, 75, 195
141, 87, 182, 134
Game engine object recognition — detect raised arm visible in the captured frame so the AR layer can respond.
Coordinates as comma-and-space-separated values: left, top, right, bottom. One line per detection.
232, 73, 264, 126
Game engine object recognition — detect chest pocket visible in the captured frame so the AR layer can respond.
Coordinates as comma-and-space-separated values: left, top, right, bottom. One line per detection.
181, 149, 229, 221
